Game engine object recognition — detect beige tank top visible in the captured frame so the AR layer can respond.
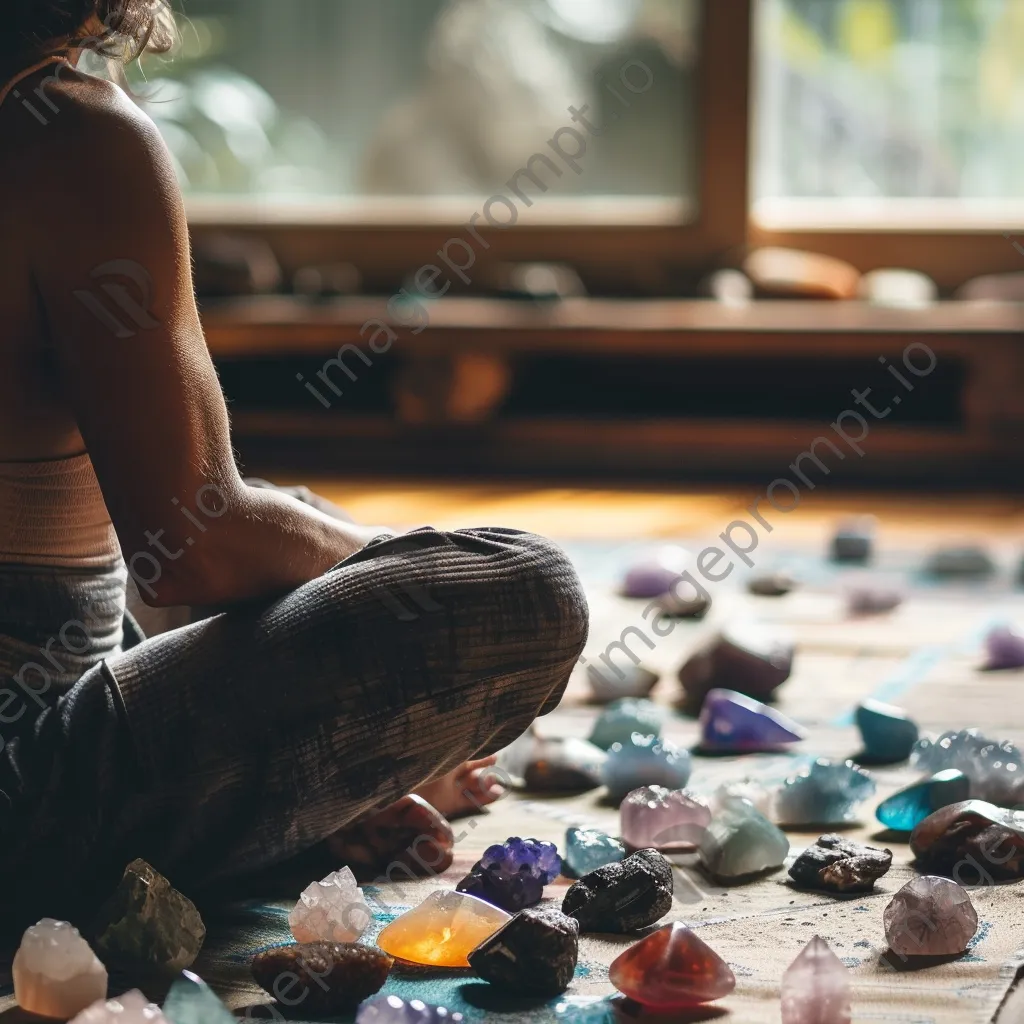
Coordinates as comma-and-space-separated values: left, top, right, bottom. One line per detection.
0, 57, 121, 569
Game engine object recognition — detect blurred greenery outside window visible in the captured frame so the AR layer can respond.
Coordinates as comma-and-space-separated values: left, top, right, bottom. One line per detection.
112, 0, 1024, 226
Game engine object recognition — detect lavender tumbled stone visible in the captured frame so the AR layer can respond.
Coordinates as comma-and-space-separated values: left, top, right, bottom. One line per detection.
883, 876, 977, 958
620, 546, 691, 598
699, 688, 804, 752
982, 625, 1024, 670
620, 786, 711, 850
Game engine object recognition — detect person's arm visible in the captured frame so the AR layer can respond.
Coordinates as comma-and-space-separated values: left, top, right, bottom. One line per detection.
26, 75, 386, 607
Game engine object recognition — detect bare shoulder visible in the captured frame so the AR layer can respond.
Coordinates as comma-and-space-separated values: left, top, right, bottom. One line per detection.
0, 65, 173, 201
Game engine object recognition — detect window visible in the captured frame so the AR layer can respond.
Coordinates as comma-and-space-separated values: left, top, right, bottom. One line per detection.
132, 0, 701, 225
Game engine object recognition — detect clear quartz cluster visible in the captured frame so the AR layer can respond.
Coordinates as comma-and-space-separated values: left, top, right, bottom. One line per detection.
911, 729, 1024, 806
13, 919, 109, 1019
70, 991, 168, 1024
289, 867, 371, 943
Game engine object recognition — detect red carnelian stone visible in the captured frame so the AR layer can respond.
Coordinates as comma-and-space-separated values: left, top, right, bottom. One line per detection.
609, 922, 735, 1008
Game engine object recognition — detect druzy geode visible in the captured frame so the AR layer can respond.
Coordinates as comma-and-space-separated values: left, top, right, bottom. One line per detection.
788, 834, 892, 892
602, 734, 691, 804
457, 837, 562, 912
678, 623, 795, 712
698, 801, 789, 882
468, 907, 579, 996
251, 942, 392, 1015
562, 849, 673, 933
774, 759, 876, 826
609, 923, 735, 1009
911, 729, 1024, 805
875, 770, 970, 832
564, 827, 626, 877
909, 799, 1024, 881
588, 698, 665, 750
699, 688, 804, 752
883, 876, 978, 958
855, 699, 919, 762
91, 858, 206, 976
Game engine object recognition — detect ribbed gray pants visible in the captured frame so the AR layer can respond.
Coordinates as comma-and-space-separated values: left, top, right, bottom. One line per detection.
0, 527, 588, 929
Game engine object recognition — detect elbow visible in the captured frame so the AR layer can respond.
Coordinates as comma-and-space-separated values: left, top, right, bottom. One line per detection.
127, 545, 236, 609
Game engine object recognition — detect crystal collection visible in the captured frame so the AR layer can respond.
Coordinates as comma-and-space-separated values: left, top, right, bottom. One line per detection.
564, 827, 626, 877
909, 799, 1024, 881
91, 859, 206, 977
855, 699, 919, 762
601, 733, 691, 804
251, 941, 393, 1014
587, 697, 664, 750
620, 785, 711, 850
376, 890, 511, 967
875, 769, 971, 831
609, 923, 735, 1009
780, 936, 851, 1024
699, 688, 804, 752
883, 876, 978, 957
788, 834, 892, 892
289, 866, 371, 944
468, 907, 580, 996
13, 919, 108, 1020
774, 758, 876, 826
456, 837, 562, 912
562, 849, 673, 933
911, 729, 1024, 805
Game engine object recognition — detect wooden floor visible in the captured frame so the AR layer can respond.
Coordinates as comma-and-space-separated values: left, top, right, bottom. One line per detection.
281, 476, 1024, 546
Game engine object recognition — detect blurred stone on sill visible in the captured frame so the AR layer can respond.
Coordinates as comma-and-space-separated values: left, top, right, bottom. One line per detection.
392, 353, 512, 425
293, 263, 363, 301
744, 247, 860, 300
956, 272, 1024, 303
858, 269, 938, 309
493, 263, 587, 302
193, 232, 283, 298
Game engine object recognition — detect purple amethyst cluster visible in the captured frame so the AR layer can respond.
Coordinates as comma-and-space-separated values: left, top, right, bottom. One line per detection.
456, 837, 562, 912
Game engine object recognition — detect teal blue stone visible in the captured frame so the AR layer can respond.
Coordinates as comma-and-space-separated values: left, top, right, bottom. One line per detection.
564, 827, 625, 877
164, 971, 235, 1024
587, 698, 665, 750
855, 699, 919, 762
875, 769, 971, 831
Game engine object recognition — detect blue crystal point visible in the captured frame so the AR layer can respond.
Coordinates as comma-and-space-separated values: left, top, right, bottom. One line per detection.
601, 733, 692, 804
876, 769, 972, 831
588, 698, 665, 750
775, 759, 876, 826
699, 688, 804, 752
564, 827, 626, 877
164, 971, 235, 1024
855, 699, 919, 762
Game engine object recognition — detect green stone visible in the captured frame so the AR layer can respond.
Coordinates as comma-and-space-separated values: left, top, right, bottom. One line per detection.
698, 801, 789, 883
92, 859, 206, 975
164, 971, 235, 1024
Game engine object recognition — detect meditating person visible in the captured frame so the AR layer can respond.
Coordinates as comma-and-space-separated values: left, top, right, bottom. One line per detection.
0, 0, 587, 928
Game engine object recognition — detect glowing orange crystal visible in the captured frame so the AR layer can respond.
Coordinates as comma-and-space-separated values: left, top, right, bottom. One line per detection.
609, 922, 735, 1009
376, 890, 510, 968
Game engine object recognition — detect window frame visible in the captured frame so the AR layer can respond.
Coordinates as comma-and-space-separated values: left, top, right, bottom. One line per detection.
187, 0, 1022, 295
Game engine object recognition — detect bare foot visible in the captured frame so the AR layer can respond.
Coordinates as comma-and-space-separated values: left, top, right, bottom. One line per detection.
414, 756, 506, 819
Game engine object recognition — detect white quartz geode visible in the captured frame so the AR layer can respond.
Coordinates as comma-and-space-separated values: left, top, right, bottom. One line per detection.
289, 866, 371, 943
13, 919, 108, 1019
69, 990, 169, 1024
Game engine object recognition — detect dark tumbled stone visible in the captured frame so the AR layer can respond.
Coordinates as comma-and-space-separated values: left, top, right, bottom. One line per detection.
747, 571, 796, 597
788, 834, 893, 893
562, 849, 673, 933
251, 941, 392, 1016
468, 907, 579, 996
910, 800, 1024, 883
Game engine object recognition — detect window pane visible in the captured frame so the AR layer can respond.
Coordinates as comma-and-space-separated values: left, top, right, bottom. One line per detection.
755, 0, 1024, 203
129, 0, 699, 220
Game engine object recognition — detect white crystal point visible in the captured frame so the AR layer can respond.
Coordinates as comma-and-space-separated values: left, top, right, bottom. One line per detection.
69, 990, 169, 1024
13, 919, 108, 1019
883, 875, 978, 957
289, 866, 372, 943
781, 936, 851, 1024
